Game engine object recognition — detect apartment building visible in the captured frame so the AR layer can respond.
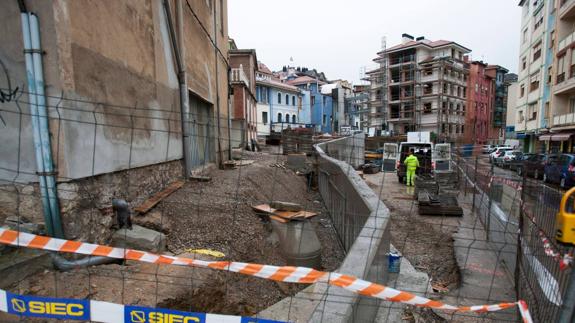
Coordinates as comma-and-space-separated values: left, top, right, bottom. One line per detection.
369, 34, 471, 141
549, 0, 575, 152
515, 0, 554, 152
465, 61, 495, 144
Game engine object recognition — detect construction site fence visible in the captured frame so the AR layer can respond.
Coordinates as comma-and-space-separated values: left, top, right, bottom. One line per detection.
454, 152, 575, 323
309, 132, 391, 322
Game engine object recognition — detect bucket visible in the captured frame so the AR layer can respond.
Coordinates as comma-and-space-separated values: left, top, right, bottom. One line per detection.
387, 252, 402, 273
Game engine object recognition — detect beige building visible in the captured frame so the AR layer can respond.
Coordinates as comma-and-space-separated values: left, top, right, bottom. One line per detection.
0, 0, 229, 239
369, 34, 470, 141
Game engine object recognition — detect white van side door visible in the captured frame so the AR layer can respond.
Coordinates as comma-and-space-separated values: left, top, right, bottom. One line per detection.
382, 143, 399, 172
433, 143, 451, 172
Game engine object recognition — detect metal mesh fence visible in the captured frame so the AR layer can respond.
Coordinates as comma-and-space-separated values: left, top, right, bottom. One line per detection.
0, 85, 565, 322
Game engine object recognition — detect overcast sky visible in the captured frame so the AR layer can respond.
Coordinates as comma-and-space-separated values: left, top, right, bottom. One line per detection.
228, 0, 521, 84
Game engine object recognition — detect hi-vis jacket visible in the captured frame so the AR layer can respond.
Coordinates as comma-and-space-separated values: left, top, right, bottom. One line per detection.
404, 155, 420, 171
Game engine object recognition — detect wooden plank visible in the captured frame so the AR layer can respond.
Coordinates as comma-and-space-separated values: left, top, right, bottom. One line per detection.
273, 210, 303, 219
252, 204, 276, 215
269, 215, 289, 223
134, 180, 185, 214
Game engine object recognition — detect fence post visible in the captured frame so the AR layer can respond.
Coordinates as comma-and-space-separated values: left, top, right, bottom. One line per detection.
486, 160, 494, 241
515, 163, 527, 303
558, 268, 575, 323
472, 155, 478, 213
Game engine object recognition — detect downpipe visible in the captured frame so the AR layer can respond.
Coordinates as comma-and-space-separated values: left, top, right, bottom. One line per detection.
20, 10, 64, 238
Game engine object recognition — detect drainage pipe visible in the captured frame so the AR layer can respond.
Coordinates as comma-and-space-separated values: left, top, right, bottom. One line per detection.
163, 0, 192, 178
20, 10, 64, 238
50, 254, 121, 271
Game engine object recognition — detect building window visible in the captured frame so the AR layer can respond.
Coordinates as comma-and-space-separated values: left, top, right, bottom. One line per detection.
278, 93, 282, 104
522, 56, 527, 71
285, 114, 290, 123
534, 9, 544, 30
520, 83, 525, 97
528, 102, 537, 120
529, 72, 540, 92
292, 96, 295, 106
311, 96, 315, 106
423, 103, 432, 114
550, 30, 556, 49
292, 115, 296, 124
277, 113, 282, 123
285, 94, 289, 105
533, 42, 542, 61
322, 114, 326, 125
518, 110, 525, 123
522, 28, 528, 44
548, 66, 552, 84
557, 54, 566, 83
323, 96, 327, 107
262, 111, 268, 124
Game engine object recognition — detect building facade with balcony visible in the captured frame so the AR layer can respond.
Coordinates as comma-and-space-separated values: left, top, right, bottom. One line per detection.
230, 49, 258, 149
369, 34, 471, 141
486, 65, 511, 142
515, 0, 554, 152
548, 0, 575, 152
465, 61, 495, 144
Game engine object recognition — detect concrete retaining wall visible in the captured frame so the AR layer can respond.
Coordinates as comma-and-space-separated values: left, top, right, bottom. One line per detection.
259, 133, 390, 322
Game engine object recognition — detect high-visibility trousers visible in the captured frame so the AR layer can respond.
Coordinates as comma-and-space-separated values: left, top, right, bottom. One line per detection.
406, 168, 416, 186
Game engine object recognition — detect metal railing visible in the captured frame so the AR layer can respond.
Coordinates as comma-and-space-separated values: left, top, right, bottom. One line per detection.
230, 66, 250, 88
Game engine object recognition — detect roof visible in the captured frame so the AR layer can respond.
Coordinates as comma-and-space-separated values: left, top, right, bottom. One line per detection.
257, 77, 300, 93
287, 75, 326, 86
257, 61, 273, 75
379, 39, 471, 55
486, 64, 510, 73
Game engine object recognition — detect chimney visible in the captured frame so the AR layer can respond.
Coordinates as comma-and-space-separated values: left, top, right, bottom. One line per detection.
401, 33, 414, 44
416, 36, 424, 41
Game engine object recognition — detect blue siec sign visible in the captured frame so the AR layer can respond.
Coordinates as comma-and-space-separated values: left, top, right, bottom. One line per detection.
6, 292, 90, 320
125, 305, 206, 323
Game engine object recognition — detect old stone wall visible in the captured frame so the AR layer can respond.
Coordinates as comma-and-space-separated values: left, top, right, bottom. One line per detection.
1, 160, 183, 243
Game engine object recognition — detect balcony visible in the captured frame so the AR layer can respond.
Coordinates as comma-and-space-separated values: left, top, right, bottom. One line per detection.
553, 112, 575, 127
558, 31, 575, 53
554, 70, 575, 95
559, 0, 575, 20
230, 66, 250, 88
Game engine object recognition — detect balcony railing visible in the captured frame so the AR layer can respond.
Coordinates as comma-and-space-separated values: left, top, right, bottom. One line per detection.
230, 66, 250, 88
558, 31, 575, 53
560, 0, 575, 20
553, 112, 575, 126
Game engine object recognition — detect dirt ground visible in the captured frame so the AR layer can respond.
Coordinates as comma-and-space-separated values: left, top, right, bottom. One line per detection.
365, 173, 461, 291
1, 148, 344, 320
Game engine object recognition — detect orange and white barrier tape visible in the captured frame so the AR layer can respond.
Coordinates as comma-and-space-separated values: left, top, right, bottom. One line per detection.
0, 228, 534, 322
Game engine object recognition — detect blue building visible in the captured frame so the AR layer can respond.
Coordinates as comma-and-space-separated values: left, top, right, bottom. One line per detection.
288, 76, 334, 133
255, 62, 304, 136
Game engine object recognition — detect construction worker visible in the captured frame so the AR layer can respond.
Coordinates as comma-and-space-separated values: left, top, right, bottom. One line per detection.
404, 149, 419, 186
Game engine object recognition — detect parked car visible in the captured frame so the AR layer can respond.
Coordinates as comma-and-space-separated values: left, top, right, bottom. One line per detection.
489, 147, 513, 163
481, 145, 496, 154
508, 152, 534, 172
521, 154, 556, 179
494, 150, 517, 167
543, 154, 575, 188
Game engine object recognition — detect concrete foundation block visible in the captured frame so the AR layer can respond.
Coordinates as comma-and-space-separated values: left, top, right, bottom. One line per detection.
112, 224, 166, 252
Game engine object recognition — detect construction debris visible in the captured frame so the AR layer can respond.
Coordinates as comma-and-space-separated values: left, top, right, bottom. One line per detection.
416, 172, 463, 216
235, 160, 255, 167
223, 160, 236, 169
251, 203, 318, 222
190, 176, 212, 182
134, 180, 184, 215
270, 201, 303, 212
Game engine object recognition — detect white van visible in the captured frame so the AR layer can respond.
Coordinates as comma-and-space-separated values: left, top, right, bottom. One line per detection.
382, 142, 451, 183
